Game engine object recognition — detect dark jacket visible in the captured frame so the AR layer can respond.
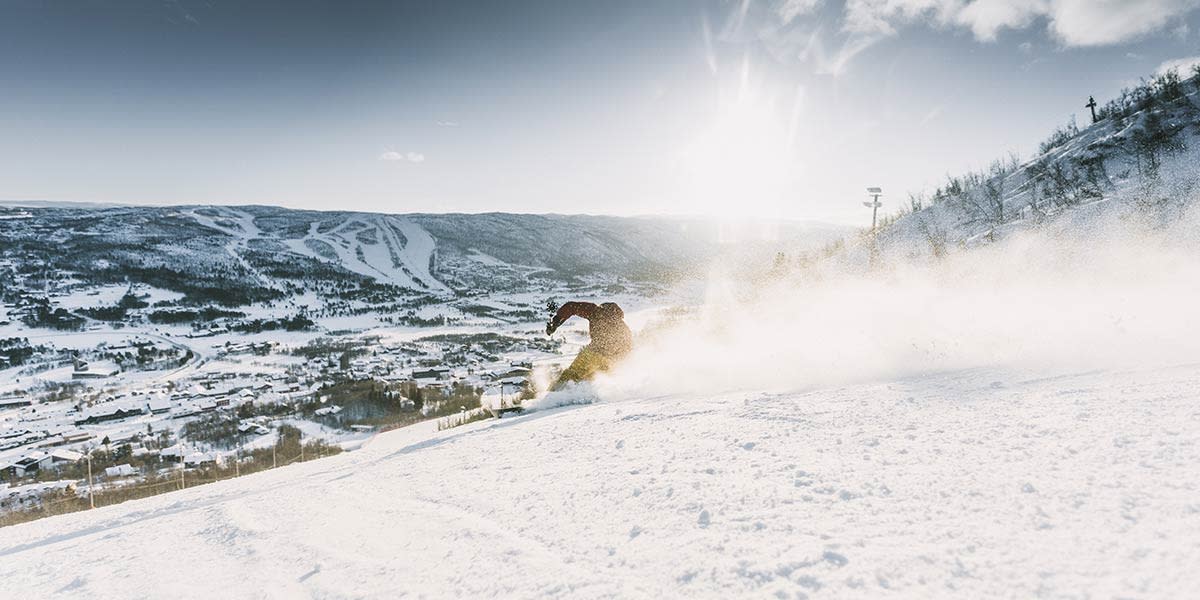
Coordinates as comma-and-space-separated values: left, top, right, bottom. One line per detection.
546, 301, 633, 358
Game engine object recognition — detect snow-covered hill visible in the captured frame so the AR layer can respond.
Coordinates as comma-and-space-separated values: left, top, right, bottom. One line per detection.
857, 69, 1200, 264
1, 362, 1197, 598
0, 204, 847, 301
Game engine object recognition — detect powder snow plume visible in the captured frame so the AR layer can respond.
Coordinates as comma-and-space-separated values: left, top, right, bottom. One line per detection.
593, 201, 1200, 401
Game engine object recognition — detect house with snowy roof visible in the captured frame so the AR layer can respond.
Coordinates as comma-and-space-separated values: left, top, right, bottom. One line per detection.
412, 367, 452, 381
146, 397, 172, 414
73, 404, 145, 426
12, 451, 52, 477
71, 359, 120, 380
314, 405, 343, 417
0, 396, 32, 409
159, 445, 185, 462
37, 430, 92, 448
49, 449, 83, 466
238, 422, 269, 436
104, 464, 136, 478
184, 452, 215, 467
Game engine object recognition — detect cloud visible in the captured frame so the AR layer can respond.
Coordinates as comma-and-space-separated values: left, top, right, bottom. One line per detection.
378, 151, 425, 163
841, 0, 1200, 47
737, 0, 1198, 85
955, 0, 1045, 41
1156, 54, 1200, 76
436, 121, 459, 127
777, 0, 825, 24
1048, 0, 1200, 46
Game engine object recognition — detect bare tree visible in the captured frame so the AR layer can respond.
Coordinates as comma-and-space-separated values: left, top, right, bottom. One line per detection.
916, 217, 948, 259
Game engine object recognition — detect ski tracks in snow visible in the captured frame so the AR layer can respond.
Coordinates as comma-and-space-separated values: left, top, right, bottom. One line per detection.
188, 207, 452, 293
279, 214, 450, 293
186, 208, 268, 284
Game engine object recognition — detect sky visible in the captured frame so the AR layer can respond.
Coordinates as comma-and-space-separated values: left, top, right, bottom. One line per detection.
2, 0, 1199, 225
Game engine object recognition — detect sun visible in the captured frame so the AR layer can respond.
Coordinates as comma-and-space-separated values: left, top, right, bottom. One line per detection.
678, 71, 799, 221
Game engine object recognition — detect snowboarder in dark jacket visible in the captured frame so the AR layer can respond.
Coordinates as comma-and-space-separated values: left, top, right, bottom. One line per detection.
545, 301, 632, 390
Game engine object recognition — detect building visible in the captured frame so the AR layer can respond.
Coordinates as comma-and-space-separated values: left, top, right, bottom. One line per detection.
37, 430, 93, 448
184, 452, 215, 467
72, 359, 120, 380
104, 464, 137, 478
49, 449, 84, 466
0, 396, 32, 409
237, 423, 269, 436
314, 405, 343, 417
73, 405, 145, 426
146, 398, 172, 414
412, 367, 451, 381
12, 451, 53, 477
160, 445, 186, 463
494, 367, 532, 381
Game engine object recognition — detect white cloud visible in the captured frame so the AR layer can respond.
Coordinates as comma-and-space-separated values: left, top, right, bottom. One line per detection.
1048, 0, 1200, 46
843, 0, 956, 37
954, 0, 1045, 41
741, 0, 1198, 83
378, 151, 425, 163
1156, 54, 1200, 76
841, 0, 1200, 47
776, 0, 825, 24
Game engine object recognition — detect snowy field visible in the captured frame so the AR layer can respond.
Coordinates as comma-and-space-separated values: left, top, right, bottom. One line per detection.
1, 361, 1197, 598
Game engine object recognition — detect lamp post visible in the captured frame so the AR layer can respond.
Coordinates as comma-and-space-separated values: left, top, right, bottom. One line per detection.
86, 448, 95, 509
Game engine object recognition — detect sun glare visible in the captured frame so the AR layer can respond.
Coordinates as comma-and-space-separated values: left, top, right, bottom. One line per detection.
679, 67, 800, 222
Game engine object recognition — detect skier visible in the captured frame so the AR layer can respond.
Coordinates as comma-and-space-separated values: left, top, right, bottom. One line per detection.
545, 301, 632, 390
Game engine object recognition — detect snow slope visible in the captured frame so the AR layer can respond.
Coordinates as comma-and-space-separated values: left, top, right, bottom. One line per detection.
2, 363, 1198, 598
863, 70, 1200, 266
230, 209, 449, 293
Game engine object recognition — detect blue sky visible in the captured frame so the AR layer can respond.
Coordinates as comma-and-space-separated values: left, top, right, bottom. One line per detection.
2, 0, 1199, 224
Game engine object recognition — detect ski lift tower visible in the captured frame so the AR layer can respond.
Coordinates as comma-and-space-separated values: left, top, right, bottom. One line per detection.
864, 187, 883, 233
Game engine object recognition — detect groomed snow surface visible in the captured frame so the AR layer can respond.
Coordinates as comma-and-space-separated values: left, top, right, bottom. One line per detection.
2, 363, 1198, 598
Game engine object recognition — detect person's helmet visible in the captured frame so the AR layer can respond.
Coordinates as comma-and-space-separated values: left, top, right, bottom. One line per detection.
599, 302, 624, 320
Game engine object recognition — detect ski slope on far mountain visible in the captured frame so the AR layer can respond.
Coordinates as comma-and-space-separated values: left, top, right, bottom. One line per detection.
184, 205, 496, 293
271, 213, 448, 293
2, 363, 1198, 598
